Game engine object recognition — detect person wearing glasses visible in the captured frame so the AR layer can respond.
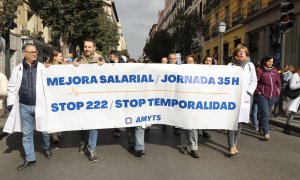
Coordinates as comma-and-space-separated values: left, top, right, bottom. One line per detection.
4, 43, 52, 171
227, 45, 257, 155
168, 53, 177, 64
167, 53, 181, 135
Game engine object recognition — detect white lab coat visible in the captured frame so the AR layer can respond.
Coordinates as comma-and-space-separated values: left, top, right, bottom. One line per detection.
228, 61, 257, 123
0, 72, 8, 109
287, 73, 300, 112
4, 62, 47, 133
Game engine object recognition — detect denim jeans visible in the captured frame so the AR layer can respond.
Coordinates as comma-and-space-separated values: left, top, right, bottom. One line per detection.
251, 102, 259, 129
286, 111, 296, 125
255, 95, 277, 134
81, 129, 98, 151
127, 126, 145, 151
19, 103, 50, 161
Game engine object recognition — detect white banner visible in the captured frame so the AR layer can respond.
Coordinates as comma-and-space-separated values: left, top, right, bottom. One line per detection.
42, 64, 243, 132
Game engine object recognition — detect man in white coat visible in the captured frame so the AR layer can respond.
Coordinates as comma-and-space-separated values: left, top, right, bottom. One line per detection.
6, 43, 51, 171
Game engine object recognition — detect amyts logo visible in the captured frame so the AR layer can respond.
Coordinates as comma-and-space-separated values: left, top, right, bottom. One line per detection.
125, 117, 133, 124
136, 115, 161, 123
125, 115, 161, 125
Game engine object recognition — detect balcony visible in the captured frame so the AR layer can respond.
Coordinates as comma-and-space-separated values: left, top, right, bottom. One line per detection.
248, 0, 260, 16
211, 0, 221, 8
232, 10, 242, 26
211, 24, 219, 38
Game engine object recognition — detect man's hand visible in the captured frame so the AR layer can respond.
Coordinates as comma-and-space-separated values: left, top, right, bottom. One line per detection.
73, 61, 80, 67
97, 60, 105, 66
44, 63, 51, 68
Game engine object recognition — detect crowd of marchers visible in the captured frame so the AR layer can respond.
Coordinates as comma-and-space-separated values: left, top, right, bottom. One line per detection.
0, 38, 299, 171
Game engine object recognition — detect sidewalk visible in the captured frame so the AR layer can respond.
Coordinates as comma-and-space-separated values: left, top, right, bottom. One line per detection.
270, 113, 300, 132
269, 100, 300, 133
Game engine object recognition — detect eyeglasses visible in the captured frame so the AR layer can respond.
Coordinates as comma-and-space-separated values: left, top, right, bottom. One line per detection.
25, 51, 38, 54
238, 51, 246, 54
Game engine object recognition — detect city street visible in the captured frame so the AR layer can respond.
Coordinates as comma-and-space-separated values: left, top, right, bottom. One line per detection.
1, 1, 300, 179
0, 124, 299, 180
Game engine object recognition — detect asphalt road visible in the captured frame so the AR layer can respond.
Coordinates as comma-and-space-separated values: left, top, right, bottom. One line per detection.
0, 125, 299, 180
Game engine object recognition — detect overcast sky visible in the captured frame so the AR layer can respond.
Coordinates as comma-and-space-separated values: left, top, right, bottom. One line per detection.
114, 0, 164, 59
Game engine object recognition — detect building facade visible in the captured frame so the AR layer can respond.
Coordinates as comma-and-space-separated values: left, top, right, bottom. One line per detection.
202, 0, 300, 66
0, 0, 54, 77
103, 0, 127, 53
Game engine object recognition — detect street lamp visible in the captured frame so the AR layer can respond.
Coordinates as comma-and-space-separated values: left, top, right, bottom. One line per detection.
218, 21, 226, 65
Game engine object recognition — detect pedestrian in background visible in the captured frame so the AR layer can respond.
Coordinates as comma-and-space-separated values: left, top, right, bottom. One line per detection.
178, 55, 200, 158
5, 43, 52, 171
199, 56, 217, 139
169, 53, 177, 64
109, 50, 124, 138
202, 56, 216, 65
273, 64, 293, 117
168, 53, 180, 136
47, 50, 63, 65
254, 55, 281, 140
161, 57, 168, 64
46, 50, 64, 149
126, 58, 146, 157
283, 68, 300, 135
109, 50, 125, 63
282, 64, 293, 88
227, 45, 257, 155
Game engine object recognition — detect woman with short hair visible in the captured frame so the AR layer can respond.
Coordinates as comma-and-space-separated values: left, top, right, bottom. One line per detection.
227, 45, 257, 155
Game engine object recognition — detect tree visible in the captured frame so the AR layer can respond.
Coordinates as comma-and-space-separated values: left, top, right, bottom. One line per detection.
0, 0, 22, 76
28, 0, 119, 57
0, 0, 22, 36
170, 11, 203, 57
143, 30, 173, 63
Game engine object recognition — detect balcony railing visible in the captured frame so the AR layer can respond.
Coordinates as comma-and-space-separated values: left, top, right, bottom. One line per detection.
232, 10, 242, 26
211, 0, 221, 8
248, 0, 260, 16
